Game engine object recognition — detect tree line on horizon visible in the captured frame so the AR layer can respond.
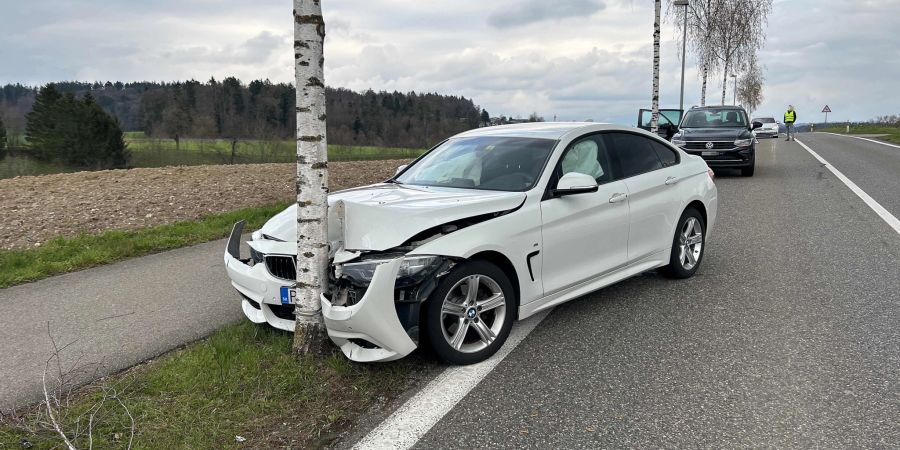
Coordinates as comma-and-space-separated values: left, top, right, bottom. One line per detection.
0, 79, 485, 150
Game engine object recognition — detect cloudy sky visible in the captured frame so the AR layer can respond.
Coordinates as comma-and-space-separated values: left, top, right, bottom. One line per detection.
1, 0, 898, 124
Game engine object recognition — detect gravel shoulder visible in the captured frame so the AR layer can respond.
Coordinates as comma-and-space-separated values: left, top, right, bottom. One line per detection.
0, 160, 408, 250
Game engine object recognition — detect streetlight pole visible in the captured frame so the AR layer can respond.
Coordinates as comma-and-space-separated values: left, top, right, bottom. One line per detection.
675, 0, 689, 113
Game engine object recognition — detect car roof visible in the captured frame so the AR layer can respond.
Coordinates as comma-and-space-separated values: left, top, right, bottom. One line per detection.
689, 105, 747, 111
453, 122, 634, 140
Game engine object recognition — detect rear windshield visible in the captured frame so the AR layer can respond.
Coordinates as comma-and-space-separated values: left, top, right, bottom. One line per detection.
682, 109, 748, 128
753, 117, 776, 123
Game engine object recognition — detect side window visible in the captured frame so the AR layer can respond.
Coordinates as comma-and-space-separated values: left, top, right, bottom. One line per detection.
558, 136, 614, 184
604, 133, 663, 178
649, 140, 679, 167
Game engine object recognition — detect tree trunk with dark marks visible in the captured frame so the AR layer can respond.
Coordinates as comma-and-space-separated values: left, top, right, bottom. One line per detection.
292, 0, 331, 356
650, 0, 661, 134
700, 65, 708, 106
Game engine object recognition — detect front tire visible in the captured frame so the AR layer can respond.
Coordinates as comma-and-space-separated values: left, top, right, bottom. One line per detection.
424, 260, 516, 365
661, 208, 706, 279
741, 159, 755, 177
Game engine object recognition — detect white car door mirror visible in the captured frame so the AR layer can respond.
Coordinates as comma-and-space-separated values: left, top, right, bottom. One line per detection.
395, 164, 408, 175
554, 172, 598, 197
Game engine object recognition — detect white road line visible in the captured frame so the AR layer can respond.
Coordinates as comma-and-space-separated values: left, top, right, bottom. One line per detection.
353, 310, 552, 450
795, 138, 900, 236
822, 132, 900, 149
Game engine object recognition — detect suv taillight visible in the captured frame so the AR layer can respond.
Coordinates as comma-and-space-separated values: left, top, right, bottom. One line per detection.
708, 168, 715, 181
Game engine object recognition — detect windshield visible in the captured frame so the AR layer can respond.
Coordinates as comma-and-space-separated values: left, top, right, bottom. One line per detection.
681, 109, 748, 128
395, 136, 556, 191
753, 117, 776, 123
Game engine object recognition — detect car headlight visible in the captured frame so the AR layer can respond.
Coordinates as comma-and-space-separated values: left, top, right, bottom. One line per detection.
340, 255, 443, 286
734, 139, 753, 147
672, 139, 687, 147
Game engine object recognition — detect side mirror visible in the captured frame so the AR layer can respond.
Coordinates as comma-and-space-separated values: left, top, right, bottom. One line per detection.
553, 172, 598, 197
395, 164, 408, 175
752, 121, 763, 130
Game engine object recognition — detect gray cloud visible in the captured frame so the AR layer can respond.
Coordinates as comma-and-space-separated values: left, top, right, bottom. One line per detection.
487, 0, 605, 28
0, 0, 897, 123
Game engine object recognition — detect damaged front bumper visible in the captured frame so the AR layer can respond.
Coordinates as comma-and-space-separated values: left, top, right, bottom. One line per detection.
322, 254, 452, 362
321, 258, 416, 362
223, 221, 298, 332
224, 220, 451, 362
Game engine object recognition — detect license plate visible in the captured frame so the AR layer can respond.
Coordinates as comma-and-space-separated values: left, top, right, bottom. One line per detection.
702, 151, 719, 156
279, 286, 296, 305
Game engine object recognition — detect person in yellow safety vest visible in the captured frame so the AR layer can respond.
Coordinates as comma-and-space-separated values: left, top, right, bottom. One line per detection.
784, 105, 797, 141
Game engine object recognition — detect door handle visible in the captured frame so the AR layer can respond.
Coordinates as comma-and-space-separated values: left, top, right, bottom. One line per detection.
609, 193, 628, 203
665, 176, 679, 186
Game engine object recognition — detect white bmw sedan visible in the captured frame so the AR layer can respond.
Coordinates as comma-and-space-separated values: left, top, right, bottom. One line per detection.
224, 123, 717, 364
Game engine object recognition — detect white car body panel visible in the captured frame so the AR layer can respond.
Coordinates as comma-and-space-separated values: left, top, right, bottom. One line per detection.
224, 122, 718, 361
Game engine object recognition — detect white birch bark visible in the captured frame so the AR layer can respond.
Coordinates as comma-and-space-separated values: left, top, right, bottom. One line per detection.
293, 0, 330, 354
650, 0, 661, 134
700, 66, 708, 106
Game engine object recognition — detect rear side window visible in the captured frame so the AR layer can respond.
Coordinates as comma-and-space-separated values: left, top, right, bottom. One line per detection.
649, 140, 678, 167
603, 133, 663, 178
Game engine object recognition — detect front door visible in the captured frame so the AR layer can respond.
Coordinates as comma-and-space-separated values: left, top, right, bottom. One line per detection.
540, 134, 630, 295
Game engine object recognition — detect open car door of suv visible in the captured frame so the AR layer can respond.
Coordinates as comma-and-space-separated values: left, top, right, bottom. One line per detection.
637, 109, 683, 140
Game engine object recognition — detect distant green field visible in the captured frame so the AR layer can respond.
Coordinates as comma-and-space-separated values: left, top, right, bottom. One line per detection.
126, 137, 424, 167
818, 125, 900, 144
0, 136, 425, 179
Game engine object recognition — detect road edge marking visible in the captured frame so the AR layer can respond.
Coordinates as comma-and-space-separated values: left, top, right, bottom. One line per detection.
796, 138, 900, 236
821, 132, 900, 149
352, 309, 552, 450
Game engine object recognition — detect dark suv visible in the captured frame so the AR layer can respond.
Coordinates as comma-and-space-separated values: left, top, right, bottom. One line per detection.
671, 106, 762, 177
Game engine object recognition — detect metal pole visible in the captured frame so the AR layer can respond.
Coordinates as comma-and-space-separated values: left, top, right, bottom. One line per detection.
679, 5, 687, 112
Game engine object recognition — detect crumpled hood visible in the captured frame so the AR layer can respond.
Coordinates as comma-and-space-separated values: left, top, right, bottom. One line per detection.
258, 183, 526, 251
679, 127, 752, 140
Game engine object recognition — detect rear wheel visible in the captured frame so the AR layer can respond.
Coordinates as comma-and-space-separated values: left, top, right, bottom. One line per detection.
425, 260, 515, 365
661, 208, 705, 279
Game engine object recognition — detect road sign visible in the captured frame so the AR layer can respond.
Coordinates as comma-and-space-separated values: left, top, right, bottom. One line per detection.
822, 105, 832, 113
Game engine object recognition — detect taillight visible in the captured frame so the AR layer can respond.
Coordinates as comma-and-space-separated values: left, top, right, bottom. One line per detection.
707, 168, 715, 181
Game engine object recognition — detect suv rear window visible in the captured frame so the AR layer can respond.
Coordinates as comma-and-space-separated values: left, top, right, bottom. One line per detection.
753, 117, 776, 123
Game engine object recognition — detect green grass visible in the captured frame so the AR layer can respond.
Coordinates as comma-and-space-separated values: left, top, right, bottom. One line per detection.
818, 124, 900, 144
0, 138, 424, 179
0, 322, 425, 449
126, 137, 424, 167
0, 202, 291, 288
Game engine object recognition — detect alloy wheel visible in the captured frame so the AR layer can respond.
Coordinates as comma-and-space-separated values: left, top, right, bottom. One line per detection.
679, 217, 703, 270
439, 274, 507, 354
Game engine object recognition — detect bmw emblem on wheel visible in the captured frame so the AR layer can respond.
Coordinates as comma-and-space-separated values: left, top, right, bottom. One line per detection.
705, 141, 715, 149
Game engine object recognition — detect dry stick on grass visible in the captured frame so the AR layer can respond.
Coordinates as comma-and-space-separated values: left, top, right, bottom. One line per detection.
37, 321, 136, 450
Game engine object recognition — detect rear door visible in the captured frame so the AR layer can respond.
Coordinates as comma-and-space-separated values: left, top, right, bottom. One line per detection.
603, 132, 681, 262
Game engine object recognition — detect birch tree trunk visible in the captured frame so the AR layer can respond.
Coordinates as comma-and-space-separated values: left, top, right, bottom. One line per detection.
650, 0, 661, 134
700, 66, 708, 106
720, 58, 729, 105
293, 0, 330, 355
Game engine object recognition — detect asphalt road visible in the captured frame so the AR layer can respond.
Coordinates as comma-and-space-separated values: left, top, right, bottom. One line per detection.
409, 135, 900, 448
0, 238, 244, 411
797, 133, 900, 219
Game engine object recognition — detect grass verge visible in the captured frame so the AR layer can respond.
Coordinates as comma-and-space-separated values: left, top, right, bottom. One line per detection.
0, 202, 291, 288
818, 125, 900, 144
0, 321, 429, 449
